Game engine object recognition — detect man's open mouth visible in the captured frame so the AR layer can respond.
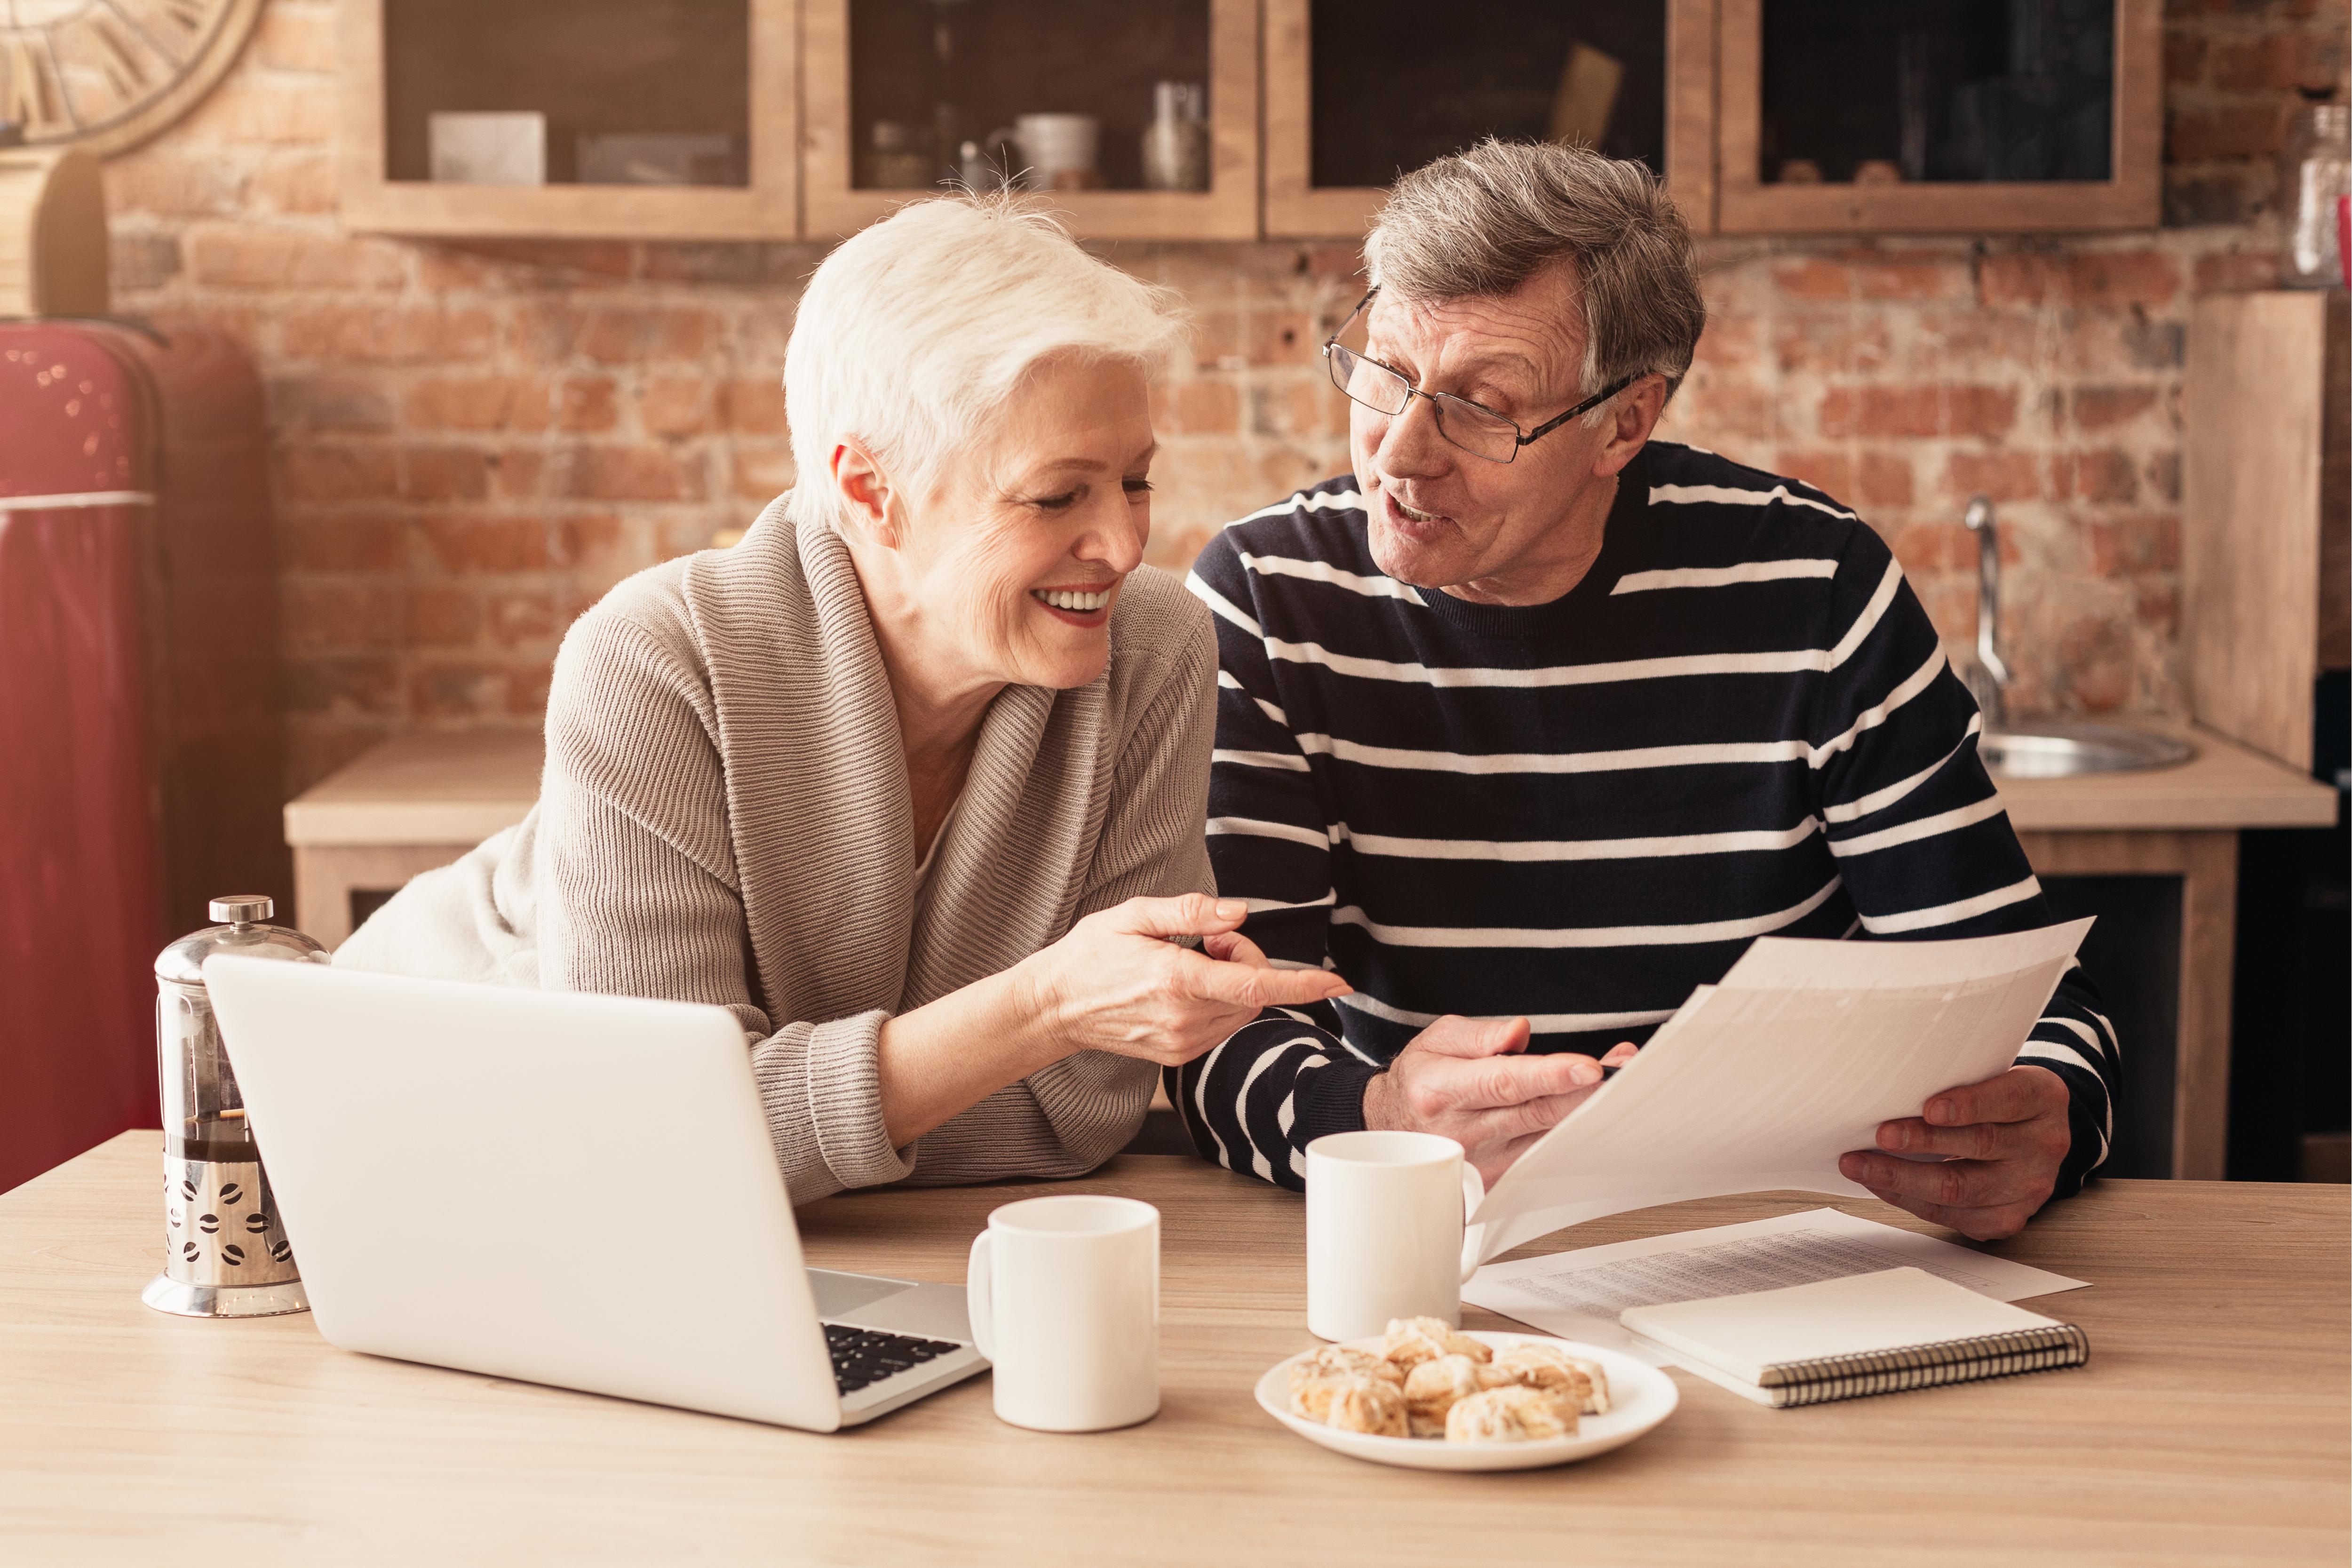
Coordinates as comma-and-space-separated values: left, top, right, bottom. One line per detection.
1385, 489, 1449, 526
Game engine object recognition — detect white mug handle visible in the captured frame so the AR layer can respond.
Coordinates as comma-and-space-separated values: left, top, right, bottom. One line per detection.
1459, 1161, 1488, 1283
965, 1229, 997, 1362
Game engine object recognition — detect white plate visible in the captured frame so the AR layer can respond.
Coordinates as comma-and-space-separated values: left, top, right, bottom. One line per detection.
1255, 1331, 1678, 1472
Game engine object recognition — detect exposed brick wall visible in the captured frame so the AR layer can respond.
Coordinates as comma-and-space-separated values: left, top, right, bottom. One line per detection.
96, 0, 2345, 792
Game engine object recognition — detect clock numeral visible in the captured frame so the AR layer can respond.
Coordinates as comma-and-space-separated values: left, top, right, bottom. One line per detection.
154, 0, 214, 38
2, 38, 68, 134
117, 0, 216, 65
88, 14, 153, 99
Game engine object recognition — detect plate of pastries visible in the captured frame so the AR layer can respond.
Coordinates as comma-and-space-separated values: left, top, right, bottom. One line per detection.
1255, 1317, 1678, 1471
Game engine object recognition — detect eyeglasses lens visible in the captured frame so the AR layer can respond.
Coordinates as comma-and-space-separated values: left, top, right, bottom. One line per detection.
1325, 344, 1520, 464
1434, 399, 1518, 463
1328, 345, 1401, 413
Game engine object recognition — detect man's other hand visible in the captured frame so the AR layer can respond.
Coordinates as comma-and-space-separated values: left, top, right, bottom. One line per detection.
1361, 1015, 1637, 1183
1838, 1065, 2072, 1242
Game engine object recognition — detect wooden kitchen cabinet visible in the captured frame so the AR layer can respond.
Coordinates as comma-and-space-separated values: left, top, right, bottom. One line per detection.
2002, 720, 2338, 1180
1262, 0, 1714, 240
2183, 291, 2352, 775
1711, 0, 2162, 234
338, 0, 799, 240
802, 0, 1260, 241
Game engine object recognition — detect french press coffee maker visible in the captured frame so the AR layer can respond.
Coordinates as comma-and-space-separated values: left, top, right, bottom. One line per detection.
142, 896, 328, 1318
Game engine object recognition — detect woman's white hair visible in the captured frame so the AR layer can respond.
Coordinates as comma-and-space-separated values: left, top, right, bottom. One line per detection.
784, 196, 1188, 531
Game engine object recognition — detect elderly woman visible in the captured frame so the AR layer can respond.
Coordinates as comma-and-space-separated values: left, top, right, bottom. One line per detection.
340, 198, 1346, 1200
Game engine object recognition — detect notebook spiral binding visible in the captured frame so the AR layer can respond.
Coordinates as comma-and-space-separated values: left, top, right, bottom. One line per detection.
1759, 1323, 2090, 1407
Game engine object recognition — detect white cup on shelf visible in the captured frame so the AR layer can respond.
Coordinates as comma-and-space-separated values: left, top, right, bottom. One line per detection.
1008, 112, 1099, 188
966, 1194, 1159, 1432
1305, 1130, 1485, 1342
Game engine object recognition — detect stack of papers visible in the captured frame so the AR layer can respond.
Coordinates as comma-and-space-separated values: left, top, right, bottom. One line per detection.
1464, 1207, 2088, 1359
1463, 921, 2093, 1266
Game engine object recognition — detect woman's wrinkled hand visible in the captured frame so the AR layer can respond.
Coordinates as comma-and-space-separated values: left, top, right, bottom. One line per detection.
1018, 894, 1351, 1067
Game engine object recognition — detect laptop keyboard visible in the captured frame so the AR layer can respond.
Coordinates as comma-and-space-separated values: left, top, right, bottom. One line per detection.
823, 1323, 963, 1395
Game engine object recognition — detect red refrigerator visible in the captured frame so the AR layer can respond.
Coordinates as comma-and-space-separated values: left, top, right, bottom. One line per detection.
0, 322, 289, 1194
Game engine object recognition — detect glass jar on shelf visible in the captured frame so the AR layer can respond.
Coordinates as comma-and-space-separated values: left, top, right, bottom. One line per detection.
1141, 81, 1208, 192
865, 121, 934, 190
2281, 102, 2350, 289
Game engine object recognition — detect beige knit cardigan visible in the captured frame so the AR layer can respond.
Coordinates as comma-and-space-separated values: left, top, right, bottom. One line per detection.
337, 498, 1219, 1203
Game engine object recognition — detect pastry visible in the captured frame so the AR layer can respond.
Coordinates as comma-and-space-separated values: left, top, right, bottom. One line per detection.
1295, 1374, 1408, 1438
1288, 1344, 1405, 1399
1401, 1353, 1508, 1437
1443, 1383, 1579, 1444
1490, 1341, 1612, 1415
1378, 1315, 1492, 1371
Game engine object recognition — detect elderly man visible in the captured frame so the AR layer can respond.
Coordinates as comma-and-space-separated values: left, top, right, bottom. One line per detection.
1171, 141, 2118, 1242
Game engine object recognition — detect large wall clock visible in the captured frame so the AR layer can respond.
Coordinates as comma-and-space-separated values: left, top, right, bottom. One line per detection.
1, 0, 265, 159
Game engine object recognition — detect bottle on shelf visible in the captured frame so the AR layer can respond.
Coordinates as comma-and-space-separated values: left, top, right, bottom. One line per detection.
1141, 82, 1208, 193
2282, 100, 2351, 289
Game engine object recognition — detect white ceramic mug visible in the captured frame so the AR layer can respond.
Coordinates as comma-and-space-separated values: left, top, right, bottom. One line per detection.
1013, 112, 1098, 181
1304, 1131, 1486, 1342
966, 1194, 1159, 1432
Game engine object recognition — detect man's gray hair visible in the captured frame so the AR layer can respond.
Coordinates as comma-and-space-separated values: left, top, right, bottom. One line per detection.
1364, 140, 1706, 419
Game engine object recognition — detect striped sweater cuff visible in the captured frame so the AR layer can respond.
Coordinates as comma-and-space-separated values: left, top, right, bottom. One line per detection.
1294, 1059, 1378, 1148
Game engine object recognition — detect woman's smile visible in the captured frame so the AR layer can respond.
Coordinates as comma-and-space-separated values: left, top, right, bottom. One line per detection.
1028, 583, 1116, 623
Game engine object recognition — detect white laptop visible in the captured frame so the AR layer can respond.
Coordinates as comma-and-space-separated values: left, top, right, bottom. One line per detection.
202, 955, 988, 1432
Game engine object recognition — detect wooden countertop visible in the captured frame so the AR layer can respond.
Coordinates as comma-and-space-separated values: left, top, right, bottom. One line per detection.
3, 1132, 2344, 1566
284, 716, 2336, 850
1996, 718, 2338, 833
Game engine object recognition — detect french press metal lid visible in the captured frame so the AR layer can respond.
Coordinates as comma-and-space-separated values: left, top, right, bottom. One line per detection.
142, 896, 328, 1319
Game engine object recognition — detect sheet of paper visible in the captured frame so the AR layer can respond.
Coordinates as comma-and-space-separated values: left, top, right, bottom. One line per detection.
1462, 919, 2094, 1263
1463, 1207, 2089, 1362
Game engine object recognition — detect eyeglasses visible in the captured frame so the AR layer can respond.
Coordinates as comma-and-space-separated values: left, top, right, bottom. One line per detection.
1320, 287, 1636, 465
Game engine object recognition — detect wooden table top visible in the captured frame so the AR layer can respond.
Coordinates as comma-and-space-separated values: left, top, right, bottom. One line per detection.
2, 1133, 2342, 1566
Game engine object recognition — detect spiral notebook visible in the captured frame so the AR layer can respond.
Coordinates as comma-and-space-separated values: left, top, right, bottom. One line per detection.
1620, 1266, 2089, 1408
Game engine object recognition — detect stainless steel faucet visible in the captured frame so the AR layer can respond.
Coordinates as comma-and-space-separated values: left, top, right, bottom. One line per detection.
1961, 495, 2009, 727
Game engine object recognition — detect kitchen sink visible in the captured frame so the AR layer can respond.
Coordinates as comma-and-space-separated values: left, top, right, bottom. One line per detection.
1981, 721, 2196, 780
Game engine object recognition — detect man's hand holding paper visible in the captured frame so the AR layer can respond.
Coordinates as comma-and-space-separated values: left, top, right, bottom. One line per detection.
1840, 1064, 2075, 1241
1361, 1017, 1639, 1183
1441, 921, 2097, 1266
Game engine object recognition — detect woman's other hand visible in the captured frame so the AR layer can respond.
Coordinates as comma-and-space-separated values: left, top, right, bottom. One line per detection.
1021, 894, 1351, 1067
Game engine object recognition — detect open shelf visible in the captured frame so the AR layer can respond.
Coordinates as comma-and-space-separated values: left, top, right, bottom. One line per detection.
1713, 0, 2161, 233
339, 0, 797, 240
802, 0, 1259, 241
1265, 0, 1716, 240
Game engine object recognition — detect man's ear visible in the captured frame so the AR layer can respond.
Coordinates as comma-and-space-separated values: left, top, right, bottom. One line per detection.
831, 439, 902, 547
1593, 375, 1669, 479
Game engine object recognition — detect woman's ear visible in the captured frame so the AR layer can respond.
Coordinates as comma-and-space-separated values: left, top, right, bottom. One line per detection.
831, 439, 902, 548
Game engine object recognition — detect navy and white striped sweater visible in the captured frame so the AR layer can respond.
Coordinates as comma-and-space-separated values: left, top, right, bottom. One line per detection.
1167, 440, 2118, 1198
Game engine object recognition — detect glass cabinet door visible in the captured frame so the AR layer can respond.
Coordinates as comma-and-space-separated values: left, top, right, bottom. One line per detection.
342, 0, 797, 239
1716, 0, 2161, 233
1265, 0, 1715, 240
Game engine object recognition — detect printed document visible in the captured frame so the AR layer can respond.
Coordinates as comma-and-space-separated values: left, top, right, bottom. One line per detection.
1463, 919, 2093, 1265
1464, 1207, 2088, 1362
